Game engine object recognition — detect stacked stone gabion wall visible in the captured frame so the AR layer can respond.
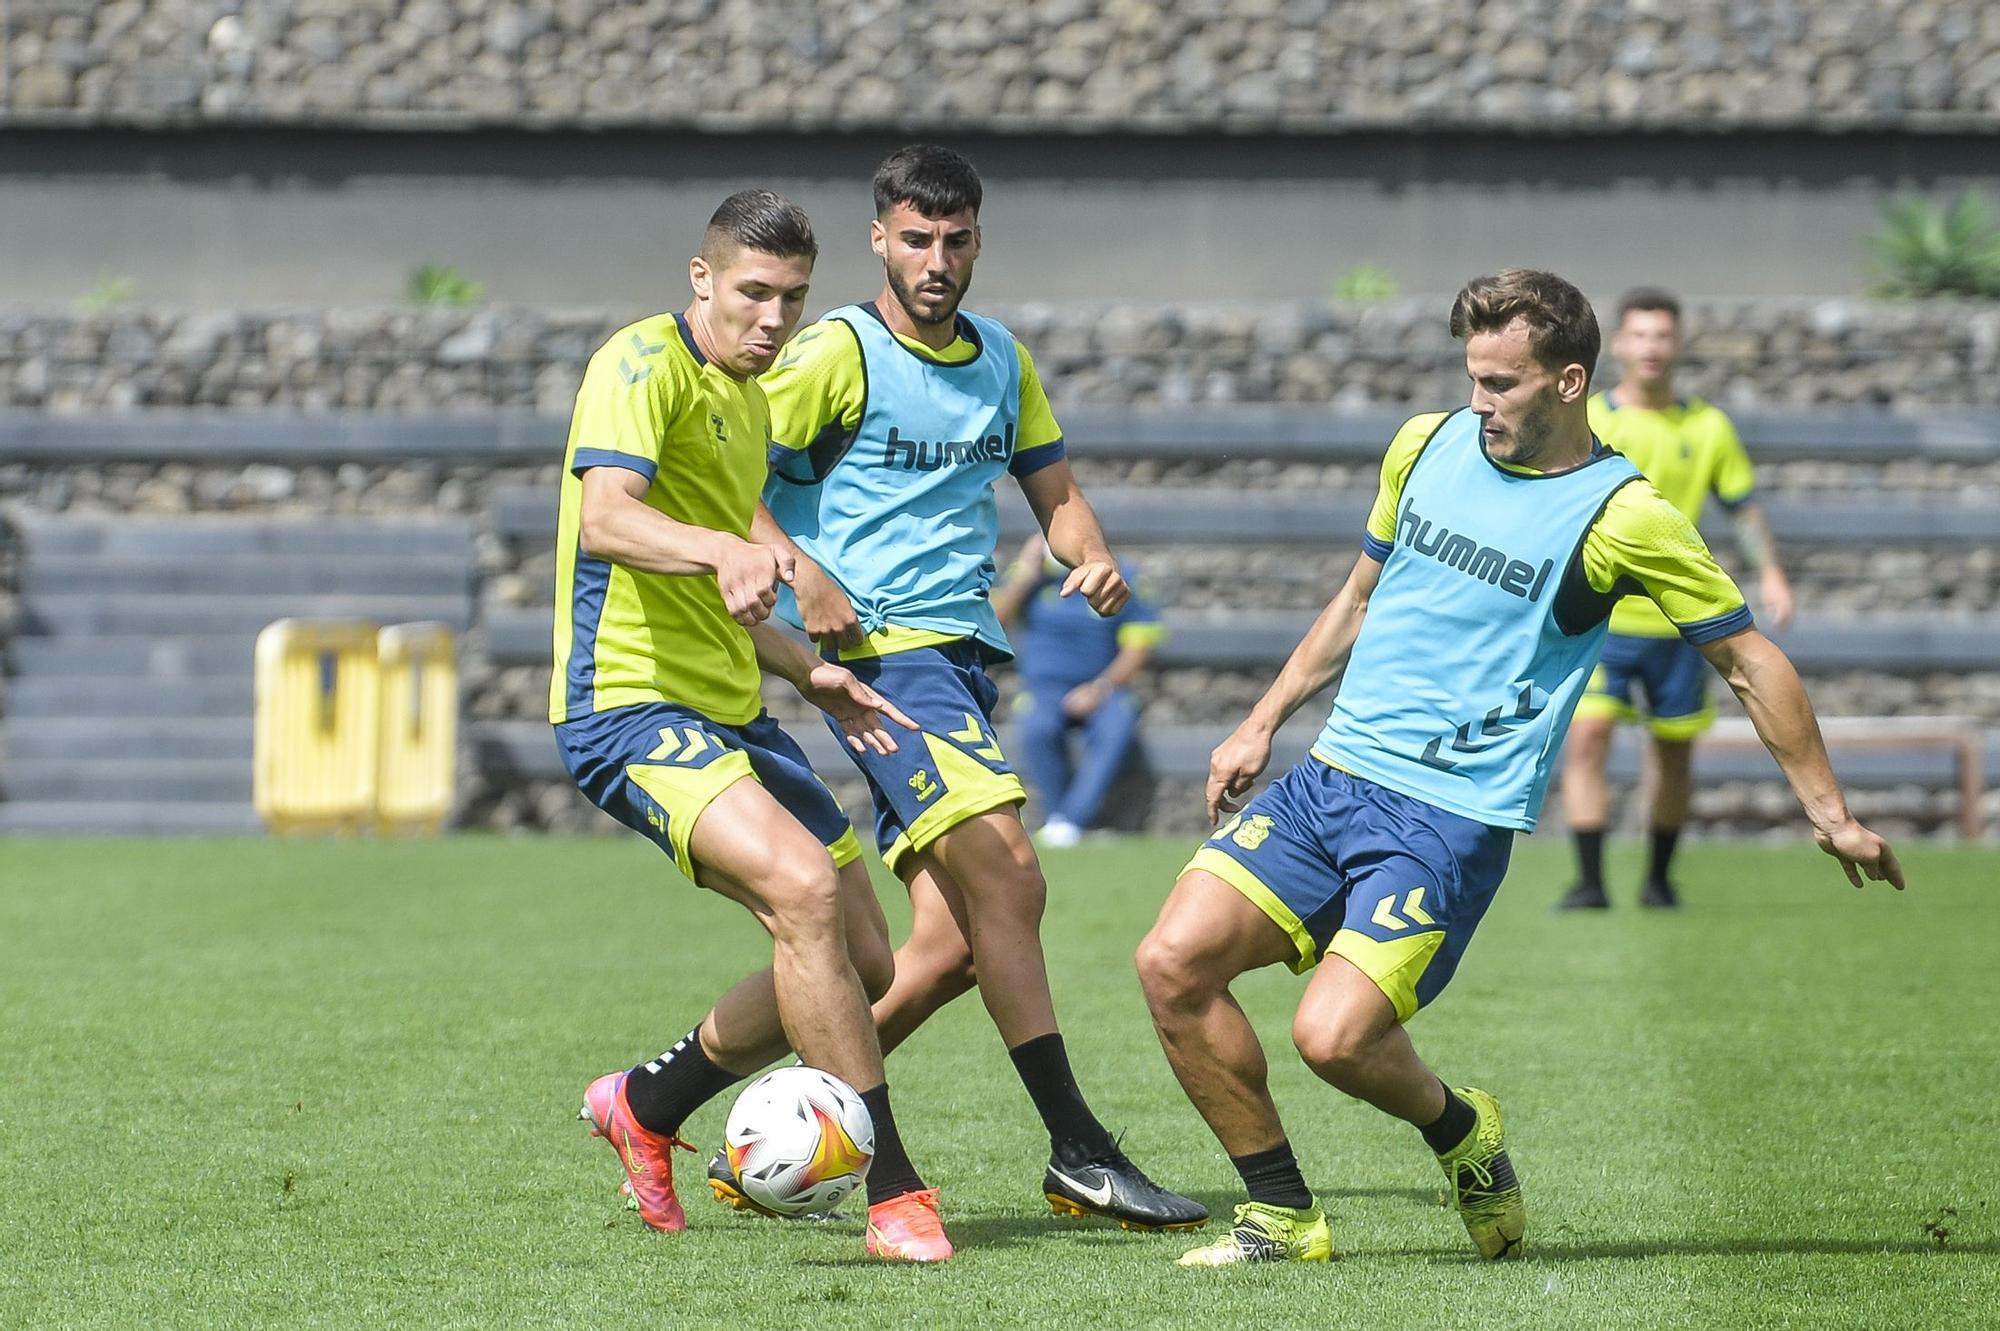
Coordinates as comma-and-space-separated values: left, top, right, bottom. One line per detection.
6, 299, 2000, 414
4, 1, 1999, 130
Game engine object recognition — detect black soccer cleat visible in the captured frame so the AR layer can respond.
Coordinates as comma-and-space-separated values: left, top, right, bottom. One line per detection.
1044, 1148, 1209, 1232
1553, 882, 1611, 911
1639, 878, 1681, 909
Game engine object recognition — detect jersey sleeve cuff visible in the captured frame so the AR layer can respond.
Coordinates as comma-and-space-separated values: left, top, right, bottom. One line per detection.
571, 448, 657, 483
1010, 438, 1067, 478
1361, 532, 1395, 561
1678, 604, 1755, 644
1716, 489, 1756, 511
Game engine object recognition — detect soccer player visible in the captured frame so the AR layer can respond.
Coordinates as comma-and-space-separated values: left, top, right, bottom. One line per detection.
734, 144, 1205, 1231
554, 190, 953, 1262
1136, 270, 1903, 1267
1557, 287, 1797, 910
991, 533, 1167, 846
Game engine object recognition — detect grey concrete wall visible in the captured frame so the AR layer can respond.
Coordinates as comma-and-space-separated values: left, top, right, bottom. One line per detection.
4, 129, 1997, 305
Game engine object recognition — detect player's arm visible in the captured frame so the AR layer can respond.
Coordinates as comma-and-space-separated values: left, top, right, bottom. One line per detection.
752, 501, 863, 648
745, 621, 917, 755
578, 468, 791, 627
988, 534, 1049, 628
1017, 459, 1128, 617
1064, 580, 1165, 718
1207, 552, 1384, 822
1596, 485, 1902, 889
759, 322, 868, 648
1712, 413, 1796, 628
1696, 628, 1901, 889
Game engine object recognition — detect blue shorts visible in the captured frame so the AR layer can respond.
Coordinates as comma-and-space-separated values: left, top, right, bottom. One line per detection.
1184, 759, 1513, 1022
1575, 632, 1713, 739
823, 640, 1027, 873
556, 702, 861, 881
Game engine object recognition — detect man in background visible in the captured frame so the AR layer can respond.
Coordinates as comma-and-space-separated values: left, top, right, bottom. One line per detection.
1557, 287, 1797, 910
993, 533, 1165, 846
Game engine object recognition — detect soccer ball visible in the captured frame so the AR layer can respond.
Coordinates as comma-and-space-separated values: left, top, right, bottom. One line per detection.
722, 1066, 875, 1217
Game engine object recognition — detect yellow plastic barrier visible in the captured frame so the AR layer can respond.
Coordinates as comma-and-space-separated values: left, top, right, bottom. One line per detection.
376, 622, 458, 835
253, 619, 382, 835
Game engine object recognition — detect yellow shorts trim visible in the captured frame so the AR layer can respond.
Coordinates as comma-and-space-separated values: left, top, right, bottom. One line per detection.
1184, 847, 1318, 975
836, 625, 967, 662
1325, 928, 1444, 1024
882, 778, 1028, 874
1572, 692, 1640, 724
826, 826, 864, 870
624, 750, 757, 880
1647, 704, 1715, 741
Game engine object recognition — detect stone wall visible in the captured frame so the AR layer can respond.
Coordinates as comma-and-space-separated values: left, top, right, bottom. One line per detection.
4, 0, 1997, 130
7, 298, 2000, 415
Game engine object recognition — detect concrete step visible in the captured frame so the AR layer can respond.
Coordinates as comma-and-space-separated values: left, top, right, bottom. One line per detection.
21, 556, 472, 597
0, 758, 252, 803
4, 676, 251, 718
0, 802, 263, 836
16, 594, 470, 636
10, 635, 256, 678
13, 518, 473, 560
2, 716, 253, 760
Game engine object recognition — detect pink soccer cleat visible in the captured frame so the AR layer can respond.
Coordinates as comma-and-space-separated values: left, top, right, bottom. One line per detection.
580, 1071, 696, 1232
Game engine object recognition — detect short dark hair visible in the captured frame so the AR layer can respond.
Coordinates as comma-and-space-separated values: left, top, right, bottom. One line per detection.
872, 144, 982, 219
702, 189, 817, 264
1449, 269, 1601, 379
1615, 286, 1682, 326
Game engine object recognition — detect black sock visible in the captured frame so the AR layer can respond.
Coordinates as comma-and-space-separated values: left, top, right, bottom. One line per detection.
859, 1084, 927, 1205
621, 1026, 745, 1139
1232, 1141, 1313, 1210
1573, 828, 1605, 891
1419, 1081, 1477, 1154
1008, 1033, 1118, 1165
1647, 826, 1682, 885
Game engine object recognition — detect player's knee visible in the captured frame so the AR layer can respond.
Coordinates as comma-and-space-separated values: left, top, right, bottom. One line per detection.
1135, 924, 1206, 1012
914, 935, 978, 1002
1290, 1012, 1378, 1084
761, 860, 843, 946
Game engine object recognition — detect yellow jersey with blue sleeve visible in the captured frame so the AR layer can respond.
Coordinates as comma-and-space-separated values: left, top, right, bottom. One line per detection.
549, 311, 771, 726
760, 303, 1066, 661
1363, 411, 1752, 646
1588, 391, 1756, 638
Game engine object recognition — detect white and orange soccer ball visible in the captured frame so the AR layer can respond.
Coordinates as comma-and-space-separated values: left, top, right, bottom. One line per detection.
721, 1066, 875, 1217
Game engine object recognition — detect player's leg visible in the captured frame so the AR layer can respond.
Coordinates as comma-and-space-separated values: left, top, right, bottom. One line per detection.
1637, 639, 1711, 908
1559, 645, 1641, 909
841, 644, 1202, 1228
870, 862, 977, 1056
1140, 783, 1341, 1265
1012, 686, 1079, 842
1053, 688, 1140, 833
687, 782, 947, 1257
1302, 780, 1524, 1260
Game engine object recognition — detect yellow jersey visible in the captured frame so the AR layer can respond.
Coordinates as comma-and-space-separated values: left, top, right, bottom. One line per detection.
550, 312, 772, 726
1587, 390, 1757, 638
1366, 412, 1750, 643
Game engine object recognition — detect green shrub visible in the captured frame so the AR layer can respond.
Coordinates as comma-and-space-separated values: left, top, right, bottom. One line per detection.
405, 263, 487, 307
1866, 191, 2000, 299
1332, 263, 1401, 303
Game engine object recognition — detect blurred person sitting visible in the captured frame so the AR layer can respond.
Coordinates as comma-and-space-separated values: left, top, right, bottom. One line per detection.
1557, 287, 1797, 911
994, 534, 1165, 846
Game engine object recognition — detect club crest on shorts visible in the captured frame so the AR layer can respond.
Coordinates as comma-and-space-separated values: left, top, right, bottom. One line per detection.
1231, 814, 1275, 851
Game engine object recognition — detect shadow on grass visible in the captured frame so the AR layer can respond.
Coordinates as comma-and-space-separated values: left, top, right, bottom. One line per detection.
1368, 1236, 2000, 1262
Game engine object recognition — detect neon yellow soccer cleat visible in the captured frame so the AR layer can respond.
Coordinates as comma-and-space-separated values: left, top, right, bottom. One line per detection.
1435, 1086, 1526, 1260
1175, 1200, 1334, 1267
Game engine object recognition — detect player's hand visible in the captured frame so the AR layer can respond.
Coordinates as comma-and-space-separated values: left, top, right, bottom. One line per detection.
715, 538, 791, 627
1062, 679, 1109, 719
800, 663, 919, 756
1762, 568, 1797, 631
794, 555, 865, 649
1061, 559, 1130, 617
1815, 816, 1905, 891
1206, 723, 1273, 825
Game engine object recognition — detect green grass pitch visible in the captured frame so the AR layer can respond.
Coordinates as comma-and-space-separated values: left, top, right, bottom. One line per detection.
3, 835, 1994, 1329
